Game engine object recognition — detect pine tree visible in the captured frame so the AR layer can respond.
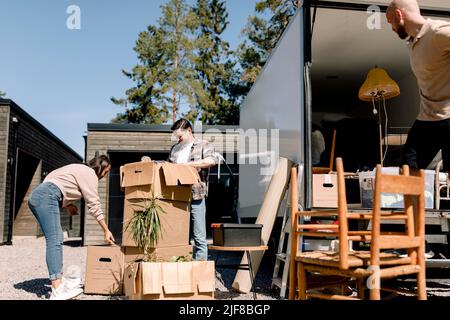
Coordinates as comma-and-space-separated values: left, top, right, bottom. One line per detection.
111, 25, 169, 124
112, 0, 204, 124
192, 0, 238, 125
159, 0, 202, 123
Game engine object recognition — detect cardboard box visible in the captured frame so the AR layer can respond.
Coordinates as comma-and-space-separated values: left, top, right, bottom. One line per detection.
84, 246, 124, 295
312, 173, 338, 208
124, 261, 215, 300
120, 161, 200, 248
359, 168, 435, 209
124, 245, 193, 263
120, 161, 199, 202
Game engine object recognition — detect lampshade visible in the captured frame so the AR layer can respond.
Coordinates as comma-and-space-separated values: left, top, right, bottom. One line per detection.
358, 67, 400, 101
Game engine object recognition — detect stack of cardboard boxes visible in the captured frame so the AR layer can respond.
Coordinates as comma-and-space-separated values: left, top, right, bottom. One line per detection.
84, 160, 215, 299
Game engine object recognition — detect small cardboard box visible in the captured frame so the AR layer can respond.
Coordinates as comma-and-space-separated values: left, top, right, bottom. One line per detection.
312, 173, 338, 208
84, 246, 124, 295
120, 161, 200, 248
124, 245, 193, 263
124, 261, 215, 300
359, 168, 435, 209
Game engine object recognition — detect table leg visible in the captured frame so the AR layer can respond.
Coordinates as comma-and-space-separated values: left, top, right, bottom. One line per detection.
246, 251, 257, 300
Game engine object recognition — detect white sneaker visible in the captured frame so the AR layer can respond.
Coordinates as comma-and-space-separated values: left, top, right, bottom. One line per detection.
425, 250, 435, 259
49, 282, 83, 300
62, 276, 82, 290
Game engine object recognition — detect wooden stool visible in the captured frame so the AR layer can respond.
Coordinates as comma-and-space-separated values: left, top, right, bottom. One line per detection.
208, 245, 268, 300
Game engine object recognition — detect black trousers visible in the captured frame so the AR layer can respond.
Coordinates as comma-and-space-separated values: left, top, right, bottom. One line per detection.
403, 118, 450, 171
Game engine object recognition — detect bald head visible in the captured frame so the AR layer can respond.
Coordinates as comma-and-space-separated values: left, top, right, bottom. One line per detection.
386, 0, 425, 39
387, 0, 421, 16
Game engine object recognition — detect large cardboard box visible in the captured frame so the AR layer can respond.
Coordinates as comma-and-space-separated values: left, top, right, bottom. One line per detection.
120, 161, 200, 248
124, 261, 215, 300
312, 173, 338, 208
124, 245, 193, 263
84, 246, 124, 295
359, 168, 435, 209
122, 198, 191, 248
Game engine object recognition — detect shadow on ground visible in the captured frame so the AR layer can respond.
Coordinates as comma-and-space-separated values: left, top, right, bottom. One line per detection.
64, 239, 83, 247
14, 278, 51, 298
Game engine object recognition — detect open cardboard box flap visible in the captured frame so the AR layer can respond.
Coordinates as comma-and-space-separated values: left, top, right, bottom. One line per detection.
195, 261, 215, 292
121, 161, 200, 188
120, 162, 155, 188
142, 263, 162, 295
124, 263, 140, 296
161, 262, 195, 294
162, 162, 200, 186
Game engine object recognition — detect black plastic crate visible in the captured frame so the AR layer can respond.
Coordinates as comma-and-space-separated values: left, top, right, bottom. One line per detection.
211, 223, 262, 247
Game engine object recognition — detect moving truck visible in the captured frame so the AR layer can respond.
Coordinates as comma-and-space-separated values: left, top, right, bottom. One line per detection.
238, 0, 450, 266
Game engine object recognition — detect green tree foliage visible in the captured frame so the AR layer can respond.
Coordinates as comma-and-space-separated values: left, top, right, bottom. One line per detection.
0, 91, 6, 98
112, 0, 243, 125
159, 0, 202, 123
112, 0, 202, 124
235, 0, 299, 98
192, 0, 239, 125
111, 25, 169, 124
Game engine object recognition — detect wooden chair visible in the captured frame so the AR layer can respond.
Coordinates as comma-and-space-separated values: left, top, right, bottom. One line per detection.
289, 158, 427, 300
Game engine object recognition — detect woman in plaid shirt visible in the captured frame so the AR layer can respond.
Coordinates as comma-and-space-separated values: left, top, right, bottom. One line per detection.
168, 119, 218, 260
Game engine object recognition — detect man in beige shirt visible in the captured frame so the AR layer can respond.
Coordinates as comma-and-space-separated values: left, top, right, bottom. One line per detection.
28, 154, 115, 300
386, 0, 450, 174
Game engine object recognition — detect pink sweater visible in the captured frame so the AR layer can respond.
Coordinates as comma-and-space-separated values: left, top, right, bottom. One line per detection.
44, 164, 105, 221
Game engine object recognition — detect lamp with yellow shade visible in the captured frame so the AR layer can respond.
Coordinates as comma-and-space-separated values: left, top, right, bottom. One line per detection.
359, 67, 400, 166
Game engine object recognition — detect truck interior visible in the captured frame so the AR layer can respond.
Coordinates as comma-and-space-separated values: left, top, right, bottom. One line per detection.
310, 5, 448, 172
307, 2, 450, 261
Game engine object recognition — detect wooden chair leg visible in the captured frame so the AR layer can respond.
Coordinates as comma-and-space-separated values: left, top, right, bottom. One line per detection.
297, 262, 307, 300
289, 261, 297, 300
417, 248, 427, 300
417, 269, 427, 300
369, 274, 381, 300
356, 277, 365, 299
369, 288, 380, 300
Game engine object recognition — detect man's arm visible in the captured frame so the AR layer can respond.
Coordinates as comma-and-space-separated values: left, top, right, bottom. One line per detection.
188, 140, 219, 169
188, 158, 216, 169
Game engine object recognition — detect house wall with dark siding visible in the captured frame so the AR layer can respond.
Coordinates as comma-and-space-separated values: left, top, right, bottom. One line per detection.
0, 100, 83, 243
0, 106, 10, 242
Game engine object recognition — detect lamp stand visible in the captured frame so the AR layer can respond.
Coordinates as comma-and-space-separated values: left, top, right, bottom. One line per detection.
378, 101, 383, 167
372, 97, 384, 167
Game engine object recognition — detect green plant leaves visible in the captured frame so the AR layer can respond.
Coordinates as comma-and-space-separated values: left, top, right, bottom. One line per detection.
125, 195, 166, 262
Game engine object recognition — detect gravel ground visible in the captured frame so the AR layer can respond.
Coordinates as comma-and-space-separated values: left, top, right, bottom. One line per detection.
0, 237, 279, 300
0, 237, 449, 300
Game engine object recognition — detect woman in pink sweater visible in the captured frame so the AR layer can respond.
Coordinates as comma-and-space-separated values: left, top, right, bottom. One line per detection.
28, 155, 115, 300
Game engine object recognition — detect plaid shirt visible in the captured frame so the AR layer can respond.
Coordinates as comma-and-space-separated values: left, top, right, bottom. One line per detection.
168, 138, 218, 200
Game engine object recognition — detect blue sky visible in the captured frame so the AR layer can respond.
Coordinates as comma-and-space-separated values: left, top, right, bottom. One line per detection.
0, 0, 259, 157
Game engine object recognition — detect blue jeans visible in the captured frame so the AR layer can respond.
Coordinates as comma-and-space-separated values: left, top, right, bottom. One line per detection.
28, 182, 64, 281
191, 198, 207, 261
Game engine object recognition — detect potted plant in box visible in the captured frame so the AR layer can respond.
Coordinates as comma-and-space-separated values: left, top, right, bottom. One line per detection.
125, 195, 166, 262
